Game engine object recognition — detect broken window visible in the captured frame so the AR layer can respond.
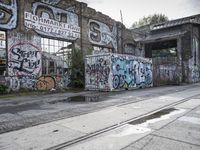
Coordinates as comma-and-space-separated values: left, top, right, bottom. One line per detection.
0, 31, 6, 76
41, 38, 72, 75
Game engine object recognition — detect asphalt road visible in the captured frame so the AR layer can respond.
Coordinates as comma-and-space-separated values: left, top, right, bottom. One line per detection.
0, 84, 199, 134
0, 85, 197, 133
0, 83, 200, 150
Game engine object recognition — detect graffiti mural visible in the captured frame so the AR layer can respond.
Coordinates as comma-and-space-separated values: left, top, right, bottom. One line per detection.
36, 76, 56, 90
0, 0, 17, 29
85, 53, 152, 91
88, 19, 117, 50
8, 32, 42, 77
8, 42, 41, 76
6, 32, 42, 91
111, 54, 153, 89
191, 65, 200, 82
5, 75, 71, 91
85, 55, 111, 90
191, 36, 200, 82
24, 2, 80, 40
55, 75, 71, 89
156, 65, 180, 85
41, 0, 61, 5
20, 76, 37, 89
6, 77, 20, 91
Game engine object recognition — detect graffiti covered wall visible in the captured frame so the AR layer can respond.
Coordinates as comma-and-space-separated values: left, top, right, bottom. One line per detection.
190, 36, 200, 82
0, 0, 17, 30
85, 55, 112, 90
7, 32, 42, 90
88, 19, 117, 51
111, 54, 153, 89
8, 32, 42, 76
85, 53, 153, 91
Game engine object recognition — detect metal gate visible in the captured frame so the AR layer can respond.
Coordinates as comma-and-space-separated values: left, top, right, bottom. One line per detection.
152, 57, 180, 86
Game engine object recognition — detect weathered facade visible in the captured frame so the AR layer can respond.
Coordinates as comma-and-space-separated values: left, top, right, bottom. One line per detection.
0, 0, 200, 91
132, 15, 200, 86
0, 0, 137, 91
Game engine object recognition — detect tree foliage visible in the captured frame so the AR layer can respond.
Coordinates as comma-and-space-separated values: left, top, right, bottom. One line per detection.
131, 13, 169, 29
70, 48, 85, 88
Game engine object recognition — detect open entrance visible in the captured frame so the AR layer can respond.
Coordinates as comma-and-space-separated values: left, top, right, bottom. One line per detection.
145, 39, 180, 86
0, 31, 6, 76
145, 40, 177, 58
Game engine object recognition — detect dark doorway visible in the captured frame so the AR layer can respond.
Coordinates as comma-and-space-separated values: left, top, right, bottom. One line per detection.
145, 39, 180, 86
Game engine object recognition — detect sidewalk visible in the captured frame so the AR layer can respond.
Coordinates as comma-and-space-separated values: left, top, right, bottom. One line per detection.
0, 85, 192, 134
122, 99, 200, 150
0, 85, 200, 150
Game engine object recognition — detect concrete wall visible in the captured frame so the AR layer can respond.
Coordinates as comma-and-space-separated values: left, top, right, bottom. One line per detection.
133, 22, 200, 84
85, 53, 153, 91
181, 24, 200, 83
189, 25, 200, 82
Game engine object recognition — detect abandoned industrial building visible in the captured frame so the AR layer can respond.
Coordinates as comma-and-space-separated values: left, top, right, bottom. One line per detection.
0, 0, 200, 91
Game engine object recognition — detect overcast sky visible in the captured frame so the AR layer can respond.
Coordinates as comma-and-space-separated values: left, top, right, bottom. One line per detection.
78, 0, 200, 28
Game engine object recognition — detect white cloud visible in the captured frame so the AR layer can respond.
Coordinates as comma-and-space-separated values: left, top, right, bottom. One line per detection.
77, 0, 200, 28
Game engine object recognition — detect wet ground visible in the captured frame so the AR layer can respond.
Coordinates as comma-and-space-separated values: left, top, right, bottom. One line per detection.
0, 84, 198, 133
49, 95, 105, 104
128, 108, 177, 125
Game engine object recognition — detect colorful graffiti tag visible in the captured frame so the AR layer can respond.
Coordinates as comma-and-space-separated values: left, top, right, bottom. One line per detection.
6, 75, 70, 91
36, 76, 56, 90
88, 19, 117, 50
85, 53, 152, 91
0, 0, 17, 29
24, 2, 80, 40
111, 55, 152, 89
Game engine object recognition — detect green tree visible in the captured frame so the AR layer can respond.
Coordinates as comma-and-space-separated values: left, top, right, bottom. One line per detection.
131, 13, 169, 28
70, 48, 85, 88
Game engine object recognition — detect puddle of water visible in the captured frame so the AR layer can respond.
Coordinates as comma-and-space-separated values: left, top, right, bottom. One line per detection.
128, 108, 184, 125
49, 95, 104, 104
110, 108, 186, 138
0, 103, 42, 114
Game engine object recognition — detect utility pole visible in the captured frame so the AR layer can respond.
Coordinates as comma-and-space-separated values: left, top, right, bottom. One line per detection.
120, 10, 124, 24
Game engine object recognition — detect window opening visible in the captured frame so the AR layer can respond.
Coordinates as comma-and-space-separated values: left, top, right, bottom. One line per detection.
41, 38, 72, 76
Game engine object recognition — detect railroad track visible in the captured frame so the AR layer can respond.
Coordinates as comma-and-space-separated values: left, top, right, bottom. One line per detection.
47, 93, 200, 150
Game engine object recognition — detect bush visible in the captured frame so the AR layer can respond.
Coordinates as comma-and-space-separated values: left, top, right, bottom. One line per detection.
0, 84, 8, 94
70, 48, 85, 88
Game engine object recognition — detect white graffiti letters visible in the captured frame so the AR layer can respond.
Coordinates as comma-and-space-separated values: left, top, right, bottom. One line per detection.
88, 19, 117, 50
0, 0, 17, 29
24, 2, 80, 40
